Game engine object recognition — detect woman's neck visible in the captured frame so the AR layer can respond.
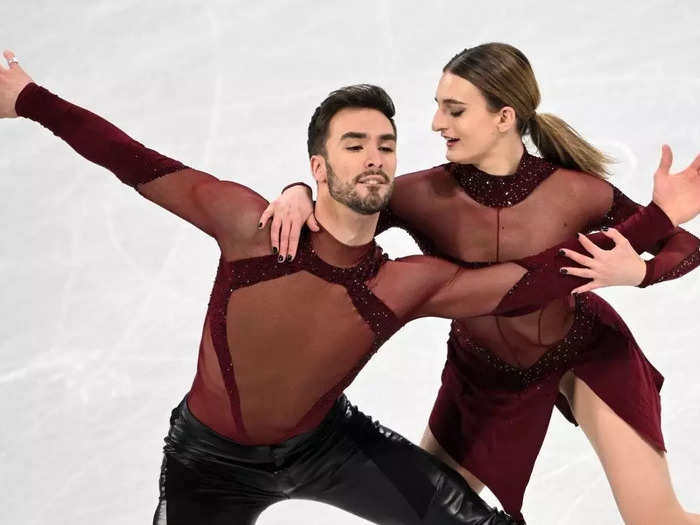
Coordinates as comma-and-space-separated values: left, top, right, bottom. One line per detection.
473, 138, 524, 176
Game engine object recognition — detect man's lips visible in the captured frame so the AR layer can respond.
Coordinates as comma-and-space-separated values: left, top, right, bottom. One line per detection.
357, 174, 388, 185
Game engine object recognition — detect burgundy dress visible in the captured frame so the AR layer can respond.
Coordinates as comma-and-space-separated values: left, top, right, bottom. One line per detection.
375, 153, 700, 520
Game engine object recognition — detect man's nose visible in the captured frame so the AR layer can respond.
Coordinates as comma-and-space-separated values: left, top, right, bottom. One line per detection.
365, 148, 383, 169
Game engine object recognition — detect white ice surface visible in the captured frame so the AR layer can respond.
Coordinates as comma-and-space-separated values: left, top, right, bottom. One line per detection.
1, 2, 699, 524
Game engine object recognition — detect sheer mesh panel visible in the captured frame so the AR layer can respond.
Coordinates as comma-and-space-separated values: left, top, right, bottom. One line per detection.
225, 272, 374, 444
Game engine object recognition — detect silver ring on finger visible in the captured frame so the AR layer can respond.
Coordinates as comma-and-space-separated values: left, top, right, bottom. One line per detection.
8, 57, 19, 66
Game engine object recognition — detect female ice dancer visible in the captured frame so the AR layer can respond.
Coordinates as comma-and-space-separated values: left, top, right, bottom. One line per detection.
264, 43, 700, 524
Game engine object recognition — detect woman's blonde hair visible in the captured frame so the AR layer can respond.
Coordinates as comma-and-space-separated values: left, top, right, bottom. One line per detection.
444, 43, 613, 178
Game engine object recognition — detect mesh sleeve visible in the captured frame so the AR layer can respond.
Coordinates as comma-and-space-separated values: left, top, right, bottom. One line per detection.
589, 182, 700, 288
14, 82, 267, 242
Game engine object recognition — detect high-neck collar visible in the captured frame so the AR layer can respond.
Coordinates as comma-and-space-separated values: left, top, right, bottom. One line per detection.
448, 150, 557, 208
308, 223, 376, 268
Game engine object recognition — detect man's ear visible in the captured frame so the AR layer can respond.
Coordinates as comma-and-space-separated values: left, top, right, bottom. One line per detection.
496, 106, 517, 133
310, 154, 327, 184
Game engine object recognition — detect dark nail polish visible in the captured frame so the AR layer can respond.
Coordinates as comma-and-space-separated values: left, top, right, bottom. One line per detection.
278, 255, 284, 263
558, 249, 565, 256
286, 255, 293, 262
272, 247, 278, 255
601, 226, 609, 231
560, 268, 568, 274
572, 291, 579, 296
258, 222, 263, 229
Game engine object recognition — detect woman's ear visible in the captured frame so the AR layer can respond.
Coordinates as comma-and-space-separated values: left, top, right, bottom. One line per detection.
497, 106, 517, 133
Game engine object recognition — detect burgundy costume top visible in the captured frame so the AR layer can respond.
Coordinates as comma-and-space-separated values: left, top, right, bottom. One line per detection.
372, 153, 700, 519
15, 84, 678, 455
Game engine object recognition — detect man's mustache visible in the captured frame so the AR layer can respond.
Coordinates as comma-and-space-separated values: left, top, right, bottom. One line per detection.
354, 170, 390, 183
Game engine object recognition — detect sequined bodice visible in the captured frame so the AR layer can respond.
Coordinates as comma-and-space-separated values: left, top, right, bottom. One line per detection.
447, 151, 557, 208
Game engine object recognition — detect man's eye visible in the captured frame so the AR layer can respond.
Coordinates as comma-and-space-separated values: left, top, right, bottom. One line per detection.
450, 110, 464, 117
346, 146, 362, 151
380, 147, 394, 152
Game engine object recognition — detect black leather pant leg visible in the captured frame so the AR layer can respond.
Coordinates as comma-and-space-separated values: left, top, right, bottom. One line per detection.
152, 453, 280, 525
291, 401, 517, 525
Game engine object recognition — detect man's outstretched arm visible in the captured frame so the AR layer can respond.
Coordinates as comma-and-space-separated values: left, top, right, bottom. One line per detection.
1, 50, 260, 243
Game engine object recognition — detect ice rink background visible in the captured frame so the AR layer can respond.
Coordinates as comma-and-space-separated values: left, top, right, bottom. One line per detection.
1, 1, 699, 524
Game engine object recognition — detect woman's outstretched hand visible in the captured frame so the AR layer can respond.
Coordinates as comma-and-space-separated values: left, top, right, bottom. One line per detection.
559, 228, 647, 294
0, 50, 33, 118
652, 144, 700, 227
258, 184, 318, 261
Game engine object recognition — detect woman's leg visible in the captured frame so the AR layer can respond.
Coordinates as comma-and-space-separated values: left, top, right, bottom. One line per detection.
559, 371, 700, 525
419, 425, 486, 494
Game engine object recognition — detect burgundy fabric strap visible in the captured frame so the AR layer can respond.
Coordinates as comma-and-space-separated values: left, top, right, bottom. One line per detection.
15, 82, 186, 187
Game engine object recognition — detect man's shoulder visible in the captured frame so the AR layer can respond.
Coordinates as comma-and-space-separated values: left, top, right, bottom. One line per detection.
193, 179, 269, 214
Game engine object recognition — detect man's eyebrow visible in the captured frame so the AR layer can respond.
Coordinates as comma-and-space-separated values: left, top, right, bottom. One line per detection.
339, 132, 396, 142
434, 97, 466, 105
340, 132, 367, 140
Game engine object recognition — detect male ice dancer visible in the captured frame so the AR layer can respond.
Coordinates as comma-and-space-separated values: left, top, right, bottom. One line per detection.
2, 50, 699, 524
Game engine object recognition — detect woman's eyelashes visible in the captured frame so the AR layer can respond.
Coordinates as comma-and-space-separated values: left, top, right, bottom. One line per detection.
450, 110, 464, 117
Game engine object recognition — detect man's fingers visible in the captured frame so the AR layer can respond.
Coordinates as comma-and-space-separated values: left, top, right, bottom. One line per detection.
561, 247, 596, 268
657, 144, 672, 175
258, 205, 274, 229
578, 233, 605, 256
306, 213, 320, 232
560, 267, 595, 279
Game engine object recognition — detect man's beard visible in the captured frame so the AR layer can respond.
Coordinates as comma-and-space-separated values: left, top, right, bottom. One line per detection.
326, 160, 393, 215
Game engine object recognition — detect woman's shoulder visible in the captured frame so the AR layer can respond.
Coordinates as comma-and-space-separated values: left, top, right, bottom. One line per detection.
393, 163, 458, 196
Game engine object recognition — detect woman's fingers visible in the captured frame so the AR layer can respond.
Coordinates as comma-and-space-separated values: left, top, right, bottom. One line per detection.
560, 267, 595, 279
577, 233, 605, 257
258, 204, 274, 230
306, 213, 320, 232
560, 248, 596, 268
599, 227, 627, 245
278, 220, 294, 261
571, 282, 600, 294
287, 220, 303, 260
269, 213, 283, 256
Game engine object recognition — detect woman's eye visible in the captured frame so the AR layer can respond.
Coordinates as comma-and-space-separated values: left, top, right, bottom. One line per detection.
380, 147, 394, 152
450, 110, 464, 117
346, 146, 362, 151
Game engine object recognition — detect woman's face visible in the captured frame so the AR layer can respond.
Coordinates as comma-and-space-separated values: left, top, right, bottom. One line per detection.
432, 72, 503, 165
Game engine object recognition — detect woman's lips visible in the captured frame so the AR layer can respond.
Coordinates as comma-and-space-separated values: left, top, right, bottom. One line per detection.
446, 138, 460, 148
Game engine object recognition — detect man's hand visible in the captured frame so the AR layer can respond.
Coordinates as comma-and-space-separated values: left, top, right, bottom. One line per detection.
0, 50, 33, 118
258, 184, 318, 261
559, 228, 647, 294
652, 144, 700, 227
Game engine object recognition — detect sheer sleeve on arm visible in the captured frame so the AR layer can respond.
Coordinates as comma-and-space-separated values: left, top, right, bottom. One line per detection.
589, 182, 700, 287
14, 82, 266, 243
405, 201, 674, 321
